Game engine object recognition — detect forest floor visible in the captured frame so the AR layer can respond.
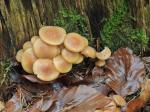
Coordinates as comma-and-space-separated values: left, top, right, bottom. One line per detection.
0, 48, 150, 112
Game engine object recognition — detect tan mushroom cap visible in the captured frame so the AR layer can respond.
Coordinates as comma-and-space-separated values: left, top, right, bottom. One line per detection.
39, 26, 66, 45
61, 48, 80, 63
81, 46, 96, 58
21, 48, 37, 74
33, 59, 60, 81
31, 36, 39, 44
33, 38, 60, 58
53, 55, 72, 73
96, 47, 111, 60
23, 41, 32, 50
64, 33, 88, 52
16, 49, 24, 62
74, 54, 84, 64
95, 60, 106, 67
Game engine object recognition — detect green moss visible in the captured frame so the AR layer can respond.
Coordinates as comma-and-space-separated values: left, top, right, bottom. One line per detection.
54, 8, 91, 42
0, 58, 13, 86
100, 2, 149, 55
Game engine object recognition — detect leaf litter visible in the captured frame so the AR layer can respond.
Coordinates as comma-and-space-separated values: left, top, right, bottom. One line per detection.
2, 48, 150, 112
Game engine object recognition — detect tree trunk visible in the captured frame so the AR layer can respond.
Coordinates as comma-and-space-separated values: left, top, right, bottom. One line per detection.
0, 0, 150, 58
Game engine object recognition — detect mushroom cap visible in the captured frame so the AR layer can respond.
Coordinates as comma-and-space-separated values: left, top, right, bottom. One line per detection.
16, 49, 24, 62
74, 54, 84, 64
39, 26, 66, 45
53, 55, 72, 73
61, 48, 80, 63
21, 48, 37, 74
64, 33, 88, 52
23, 41, 32, 50
81, 46, 96, 58
31, 36, 39, 44
33, 59, 60, 81
96, 47, 111, 60
95, 60, 106, 67
33, 38, 60, 58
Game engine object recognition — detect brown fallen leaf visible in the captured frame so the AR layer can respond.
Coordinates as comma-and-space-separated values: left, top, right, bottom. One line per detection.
105, 48, 145, 96
126, 78, 150, 112
27, 96, 56, 112
112, 95, 126, 107
4, 87, 26, 112
25, 85, 116, 112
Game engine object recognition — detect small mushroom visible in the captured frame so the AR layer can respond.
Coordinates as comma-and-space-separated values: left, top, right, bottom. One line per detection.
74, 54, 84, 64
31, 36, 39, 44
96, 47, 111, 60
39, 26, 66, 45
16, 49, 24, 62
21, 48, 37, 74
64, 33, 88, 52
23, 41, 32, 50
33, 59, 60, 81
81, 46, 96, 58
95, 60, 106, 67
33, 38, 60, 58
53, 55, 72, 73
61, 48, 80, 64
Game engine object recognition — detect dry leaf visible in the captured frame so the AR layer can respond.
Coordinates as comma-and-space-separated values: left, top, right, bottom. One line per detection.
25, 85, 116, 112
4, 88, 25, 112
126, 78, 150, 112
105, 48, 144, 96
112, 95, 126, 106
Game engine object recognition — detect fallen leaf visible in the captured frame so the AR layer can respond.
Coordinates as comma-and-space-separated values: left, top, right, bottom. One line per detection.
112, 95, 126, 107
4, 88, 26, 112
126, 78, 150, 112
105, 48, 145, 96
25, 85, 116, 112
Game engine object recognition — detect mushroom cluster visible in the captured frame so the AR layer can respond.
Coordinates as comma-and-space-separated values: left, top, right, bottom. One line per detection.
16, 26, 111, 81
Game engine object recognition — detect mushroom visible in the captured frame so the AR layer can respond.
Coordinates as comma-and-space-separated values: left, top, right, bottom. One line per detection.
23, 41, 32, 50
81, 46, 96, 58
74, 54, 84, 64
64, 33, 88, 52
31, 36, 39, 44
96, 47, 111, 60
33, 59, 60, 81
21, 48, 37, 74
95, 60, 106, 67
61, 48, 80, 63
33, 38, 60, 58
39, 26, 66, 45
53, 55, 72, 73
16, 49, 24, 62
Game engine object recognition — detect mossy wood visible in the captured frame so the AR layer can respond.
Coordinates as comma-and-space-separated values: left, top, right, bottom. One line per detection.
0, 0, 150, 58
